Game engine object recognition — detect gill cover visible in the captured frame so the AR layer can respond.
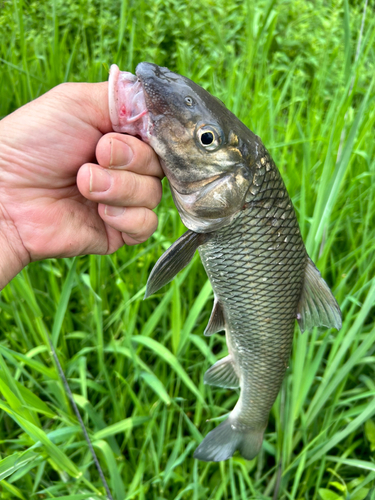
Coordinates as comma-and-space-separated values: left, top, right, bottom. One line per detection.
171, 165, 252, 232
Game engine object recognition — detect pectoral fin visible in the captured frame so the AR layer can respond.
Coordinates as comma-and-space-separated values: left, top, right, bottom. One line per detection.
204, 355, 239, 389
204, 299, 226, 336
297, 257, 342, 333
145, 230, 206, 299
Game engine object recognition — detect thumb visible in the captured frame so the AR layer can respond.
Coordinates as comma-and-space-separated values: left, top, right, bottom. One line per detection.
54, 81, 114, 135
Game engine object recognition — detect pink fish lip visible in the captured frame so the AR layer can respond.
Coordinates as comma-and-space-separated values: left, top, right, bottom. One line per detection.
108, 64, 150, 142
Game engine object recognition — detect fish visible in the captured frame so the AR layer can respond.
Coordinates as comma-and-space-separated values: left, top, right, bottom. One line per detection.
108, 62, 342, 462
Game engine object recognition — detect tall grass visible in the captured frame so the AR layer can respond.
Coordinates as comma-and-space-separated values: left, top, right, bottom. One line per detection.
1, 0, 375, 498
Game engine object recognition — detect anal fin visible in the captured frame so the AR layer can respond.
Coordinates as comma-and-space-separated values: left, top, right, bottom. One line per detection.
297, 257, 342, 333
145, 230, 206, 299
204, 355, 239, 389
204, 299, 225, 336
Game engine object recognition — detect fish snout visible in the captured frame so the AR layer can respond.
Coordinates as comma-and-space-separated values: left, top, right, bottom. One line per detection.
136, 62, 177, 84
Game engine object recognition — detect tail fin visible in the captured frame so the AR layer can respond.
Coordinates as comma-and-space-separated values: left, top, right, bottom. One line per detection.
193, 417, 265, 462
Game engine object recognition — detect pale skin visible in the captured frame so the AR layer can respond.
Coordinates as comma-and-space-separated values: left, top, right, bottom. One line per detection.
0, 82, 163, 290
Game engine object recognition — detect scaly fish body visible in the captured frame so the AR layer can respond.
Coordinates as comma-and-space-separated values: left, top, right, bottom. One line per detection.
196, 148, 306, 459
108, 63, 341, 462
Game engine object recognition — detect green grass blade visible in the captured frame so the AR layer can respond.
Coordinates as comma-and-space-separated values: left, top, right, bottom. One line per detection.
132, 336, 205, 404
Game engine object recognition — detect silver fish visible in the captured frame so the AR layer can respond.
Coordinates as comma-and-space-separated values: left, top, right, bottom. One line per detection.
108, 63, 342, 462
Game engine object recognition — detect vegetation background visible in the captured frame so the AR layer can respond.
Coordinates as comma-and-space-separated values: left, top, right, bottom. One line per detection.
1, 0, 375, 498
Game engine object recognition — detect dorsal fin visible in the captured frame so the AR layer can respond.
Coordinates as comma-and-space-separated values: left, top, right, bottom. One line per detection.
204, 299, 226, 336
297, 257, 342, 333
144, 230, 207, 299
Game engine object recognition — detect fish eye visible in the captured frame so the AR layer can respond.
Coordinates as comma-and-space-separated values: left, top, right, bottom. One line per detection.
201, 132, 214, 145
196, 125, 222, 151
185, 96, 194, 106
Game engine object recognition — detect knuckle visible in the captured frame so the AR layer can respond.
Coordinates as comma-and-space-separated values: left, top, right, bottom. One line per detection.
129, 209, 157, 242
50, 82, 75, 98
142, 177, 162, 208
144, 143, 156, 165
142, 209, 158, 235
124, 172, 139, 203
135, 140, 156, 168
48, 83, 85, 112
153, 180, 163, 205
140, 207, 151, 230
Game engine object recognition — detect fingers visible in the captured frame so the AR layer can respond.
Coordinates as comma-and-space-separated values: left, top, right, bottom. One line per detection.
77, 133, 163, 208
98, 205, 158, 245
77, 164, 162, 209
77, 133, 163, 246
96, 133, 164, 178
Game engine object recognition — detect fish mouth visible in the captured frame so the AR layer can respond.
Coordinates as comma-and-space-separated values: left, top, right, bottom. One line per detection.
108, 64, 149, 141
109, 62, 182, 144
108, 63, 177, 141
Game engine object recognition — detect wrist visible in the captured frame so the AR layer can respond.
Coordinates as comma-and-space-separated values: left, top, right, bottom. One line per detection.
0, 226, 29, 291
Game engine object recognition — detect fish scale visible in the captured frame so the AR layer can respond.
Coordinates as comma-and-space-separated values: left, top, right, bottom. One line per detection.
199, 149, 306, 429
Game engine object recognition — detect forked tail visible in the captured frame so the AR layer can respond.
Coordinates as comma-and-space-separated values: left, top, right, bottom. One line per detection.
193, 416, 265, 462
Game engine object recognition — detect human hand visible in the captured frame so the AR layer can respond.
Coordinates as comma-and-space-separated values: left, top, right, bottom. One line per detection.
0, 82, 163, 289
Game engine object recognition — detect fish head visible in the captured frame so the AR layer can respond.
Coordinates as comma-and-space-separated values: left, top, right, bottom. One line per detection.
109, 63, 263, 232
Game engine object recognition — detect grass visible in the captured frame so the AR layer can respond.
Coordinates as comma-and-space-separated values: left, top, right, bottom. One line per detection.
1, 0, 375, 498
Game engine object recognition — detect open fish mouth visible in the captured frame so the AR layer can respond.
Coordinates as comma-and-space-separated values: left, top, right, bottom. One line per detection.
108, 64, 149, 140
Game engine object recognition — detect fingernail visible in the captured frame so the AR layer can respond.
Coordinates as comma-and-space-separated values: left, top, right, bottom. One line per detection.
109, 138, 133, 168
104, 205, 126, 217
90, 166, 112, 193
